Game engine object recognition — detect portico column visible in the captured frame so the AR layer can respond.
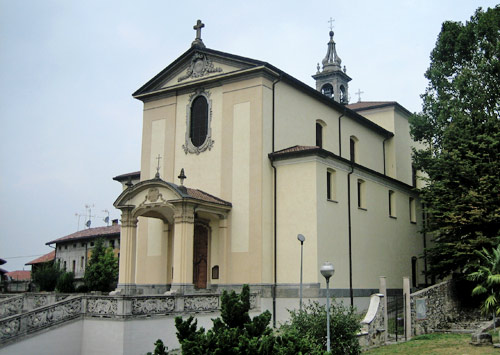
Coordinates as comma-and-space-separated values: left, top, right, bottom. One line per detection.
219, 216, 229, 283
117, 208, 138, 294
171, 203, 195, 293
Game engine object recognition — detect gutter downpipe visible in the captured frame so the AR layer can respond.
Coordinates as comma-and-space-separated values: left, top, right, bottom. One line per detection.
271, 75, 281, 328
338, 107, 346, 156
340, 105, 354, 307
347, 163, 354, 307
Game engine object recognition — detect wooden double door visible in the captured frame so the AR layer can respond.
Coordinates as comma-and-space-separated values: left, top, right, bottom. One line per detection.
193, 224, 208, 289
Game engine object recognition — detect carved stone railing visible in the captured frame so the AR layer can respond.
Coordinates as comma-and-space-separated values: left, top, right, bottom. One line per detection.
0, 292, 260, 346
0, 296, 82, 344
0, 295, 24, 319
131, 296, 175, 315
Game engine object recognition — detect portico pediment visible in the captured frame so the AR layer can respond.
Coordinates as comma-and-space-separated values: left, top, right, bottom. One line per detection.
114, 178, 232, 222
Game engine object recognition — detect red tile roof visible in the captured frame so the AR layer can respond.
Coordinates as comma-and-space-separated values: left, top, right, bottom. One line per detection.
186, 188, 232, 206
271, 145, 319, 156
25, 251, 56, 265
6, 270, 31, 281
46, 224, 120, 245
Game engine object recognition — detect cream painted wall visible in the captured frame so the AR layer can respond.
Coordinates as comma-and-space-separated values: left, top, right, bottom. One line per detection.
274, 82, 340, 154
275, 160, 318, 284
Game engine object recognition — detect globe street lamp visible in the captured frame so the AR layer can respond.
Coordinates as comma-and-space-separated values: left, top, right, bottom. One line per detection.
320, 261, 335, 353
297, 234, 306, 311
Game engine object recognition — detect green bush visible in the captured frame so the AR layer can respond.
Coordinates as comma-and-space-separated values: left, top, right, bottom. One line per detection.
75, 284, 88, 293
56, 271, 75, 293
32, 262, 62, 291
153, 285, 324, 354
279, 300, 361, 355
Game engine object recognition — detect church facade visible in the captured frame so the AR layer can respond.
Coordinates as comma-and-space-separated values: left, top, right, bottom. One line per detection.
112, 21, 426, 314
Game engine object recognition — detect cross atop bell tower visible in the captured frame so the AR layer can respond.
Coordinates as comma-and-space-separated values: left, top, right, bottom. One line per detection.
312, 23, 351, 104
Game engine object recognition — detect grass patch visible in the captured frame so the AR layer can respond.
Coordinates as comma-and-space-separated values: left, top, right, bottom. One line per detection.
365, 333, 499, 354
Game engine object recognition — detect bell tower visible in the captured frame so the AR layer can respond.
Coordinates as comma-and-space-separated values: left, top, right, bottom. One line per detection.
312, 30, 351, 104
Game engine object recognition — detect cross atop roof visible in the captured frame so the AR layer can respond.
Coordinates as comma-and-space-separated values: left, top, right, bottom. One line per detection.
191, 19, 206, 48
328, 17, 335, 31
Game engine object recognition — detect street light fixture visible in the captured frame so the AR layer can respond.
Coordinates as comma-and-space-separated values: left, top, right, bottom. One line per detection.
320, 261, 335, 353
297, 234, 306, 311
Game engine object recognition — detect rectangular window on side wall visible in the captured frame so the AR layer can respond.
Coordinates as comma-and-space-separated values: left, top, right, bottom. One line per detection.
389, 190, 396, 217
72, 260, 76, 273
409, 197, 417, 223
357, 179, 365, 209
81, 256, 84, 268
326, 169, 336, 201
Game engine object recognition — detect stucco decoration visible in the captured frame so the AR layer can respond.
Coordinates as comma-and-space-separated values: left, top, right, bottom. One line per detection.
86, 298, 118, 316
183, 89, 214, 155
184, 295, 219, 311
0, 318, 20, 341
32, 295, 48, 308
132, 297, 175, 315
0, 296, 23, 319
178, 52, 222, 82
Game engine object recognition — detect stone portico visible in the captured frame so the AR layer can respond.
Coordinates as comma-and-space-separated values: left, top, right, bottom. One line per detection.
113, 177, 231, 295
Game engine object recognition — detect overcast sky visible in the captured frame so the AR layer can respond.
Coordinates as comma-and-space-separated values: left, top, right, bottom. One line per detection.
1, 1, 497, 272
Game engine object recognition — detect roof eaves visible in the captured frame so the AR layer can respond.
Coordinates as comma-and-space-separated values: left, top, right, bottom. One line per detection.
269, 147, 414, 190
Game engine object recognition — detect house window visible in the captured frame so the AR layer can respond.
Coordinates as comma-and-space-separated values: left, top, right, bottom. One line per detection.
63, 261, 67, 271
411, 256, 418, 288
81, 243, 86, 247
73, 244, 76, 248
350, 136, 358, 162
64, 245, 67, 250
183, 90, 214, 154
357, 179, 366, 209
90, 242, 94, 247
327, 169, 336, 201
72, 260, 76, 273
412, 166, 417, 187
409, 197, 417, 223
316, 122, 323, 148
110, 240, 115, 248
81, 256, 84, 268
389, 190, 396, 217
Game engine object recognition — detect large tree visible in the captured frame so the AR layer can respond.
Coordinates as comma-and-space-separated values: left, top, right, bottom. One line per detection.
410, 6, 500, 279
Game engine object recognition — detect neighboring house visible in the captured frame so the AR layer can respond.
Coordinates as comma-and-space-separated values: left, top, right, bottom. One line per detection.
5, 270, 31, 292
46, 221, 120, 280
25, 250, 56, 274
111, 22, 425, 320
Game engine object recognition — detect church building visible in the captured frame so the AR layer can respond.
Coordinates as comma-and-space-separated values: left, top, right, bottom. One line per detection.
112, 20, 425, 317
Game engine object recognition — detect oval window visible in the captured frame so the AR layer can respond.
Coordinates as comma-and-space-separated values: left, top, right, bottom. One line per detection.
190, 96, 208, 147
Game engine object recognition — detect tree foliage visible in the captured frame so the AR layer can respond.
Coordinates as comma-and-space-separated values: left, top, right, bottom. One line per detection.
410, 6, 500, 279
468, 245, 500, 316
32, 262, 62, 292
279, 300, 361, 355
83, 238, 118, 292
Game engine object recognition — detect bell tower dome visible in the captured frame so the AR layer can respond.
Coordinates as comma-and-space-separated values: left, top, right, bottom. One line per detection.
312, 30, 351, 104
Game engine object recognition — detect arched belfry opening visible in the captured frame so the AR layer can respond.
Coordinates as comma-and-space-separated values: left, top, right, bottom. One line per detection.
313, 30, 352, 104
113, 178, 231, 295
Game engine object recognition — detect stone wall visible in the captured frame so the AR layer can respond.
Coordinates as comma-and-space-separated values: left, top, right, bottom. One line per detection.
410, 280, 482, 336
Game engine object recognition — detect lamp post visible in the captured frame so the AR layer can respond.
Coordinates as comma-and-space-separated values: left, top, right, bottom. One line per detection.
320, 261, 335, 353
297, 234, 305, 311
